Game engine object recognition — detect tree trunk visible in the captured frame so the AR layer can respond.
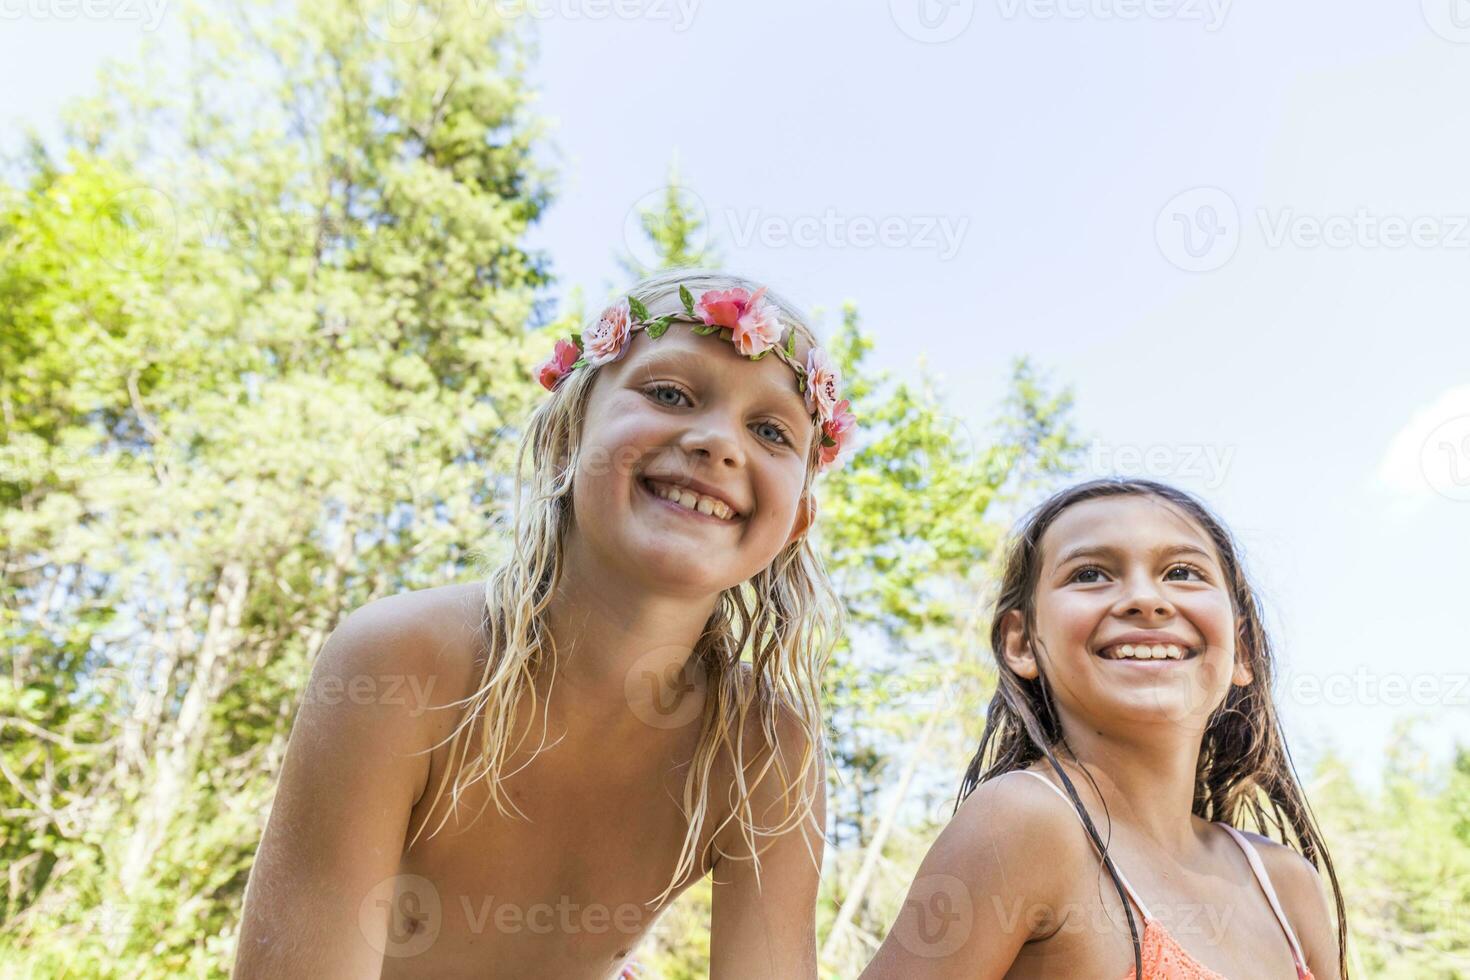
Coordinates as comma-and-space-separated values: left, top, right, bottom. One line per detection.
821, 710, 939, 961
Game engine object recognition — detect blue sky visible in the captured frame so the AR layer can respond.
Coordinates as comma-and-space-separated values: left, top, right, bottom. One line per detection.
5, 0, 1469, 782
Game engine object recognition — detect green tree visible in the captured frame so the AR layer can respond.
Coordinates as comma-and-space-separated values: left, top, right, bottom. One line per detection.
1314, 725, 1470, 979
616, 157, 718, 280
1, 1, 561, 974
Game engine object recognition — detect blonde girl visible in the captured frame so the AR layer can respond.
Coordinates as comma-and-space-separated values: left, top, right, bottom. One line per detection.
235, 269, 855, 979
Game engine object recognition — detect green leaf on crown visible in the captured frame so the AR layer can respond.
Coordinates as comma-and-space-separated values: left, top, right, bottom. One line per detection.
627, 295, 651, 321
679, 284, 696, 317
691, 324, 719, 336
645, 317, 672, 339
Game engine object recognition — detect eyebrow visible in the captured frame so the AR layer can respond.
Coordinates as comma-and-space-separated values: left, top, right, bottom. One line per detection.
1051, 542, 1217, 571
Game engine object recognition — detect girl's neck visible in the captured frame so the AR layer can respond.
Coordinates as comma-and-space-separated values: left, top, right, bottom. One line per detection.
1048, 720, 1208, 854
541, 533, 718, 732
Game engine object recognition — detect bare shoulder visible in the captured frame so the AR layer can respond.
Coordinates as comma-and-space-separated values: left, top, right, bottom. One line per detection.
320, 581, 488, 753
943, 769, 1095, 882
859, 768, 1092, 976
343, 581, 486, 662
330, 582, 486, 684
1232, 829, 1341, 974
1232, 828, 1330, 902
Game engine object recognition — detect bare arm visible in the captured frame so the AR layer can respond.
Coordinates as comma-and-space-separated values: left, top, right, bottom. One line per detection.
859, 772, 1080, 980
708, 714, 827, 980
233, 600, 439, 978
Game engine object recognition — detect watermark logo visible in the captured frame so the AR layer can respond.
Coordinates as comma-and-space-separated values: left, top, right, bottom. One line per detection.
624, 645, 707, 729
622, 185, 711, 273
1156, 187, 1239, 273
360, 874, 442, 958
354, 415, 463, 516
356, 0, 441, 43
1419, 414, 1470, 501
93, 185, 179, 275
1422, 0, 1470, 42
889, 0, 976, 43
894, 874, 973, 957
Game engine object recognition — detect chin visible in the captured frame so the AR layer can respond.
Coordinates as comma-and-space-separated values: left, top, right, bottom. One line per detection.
624, 541, 741, 598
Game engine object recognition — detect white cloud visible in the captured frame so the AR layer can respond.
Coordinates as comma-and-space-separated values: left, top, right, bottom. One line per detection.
1378, 385, 1470, 503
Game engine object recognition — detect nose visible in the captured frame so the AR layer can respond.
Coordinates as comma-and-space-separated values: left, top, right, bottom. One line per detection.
1113, 571, 1176, 620
679, 409, 745, 468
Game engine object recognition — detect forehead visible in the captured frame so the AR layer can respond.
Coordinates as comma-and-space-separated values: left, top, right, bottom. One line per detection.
615, 323, 811, 412
1039, 494, 1218, 567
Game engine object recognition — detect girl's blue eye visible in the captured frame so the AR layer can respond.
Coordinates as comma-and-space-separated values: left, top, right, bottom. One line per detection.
752, 421, 790, 446
1164, 563, 1205, 581
1072, 565, 1105, 584
646, 384, 690, 407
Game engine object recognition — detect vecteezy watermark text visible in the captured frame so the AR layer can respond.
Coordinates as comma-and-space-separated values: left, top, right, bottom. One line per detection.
995, 0, 1230, 30
724, 208, 969, 260
0, 0, 169, 30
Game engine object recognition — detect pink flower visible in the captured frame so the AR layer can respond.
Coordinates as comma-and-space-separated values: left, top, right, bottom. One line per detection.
536, 338, 580, 391
696, 286, 783, 356
695, 287, 750, 329
819, 399, 856, 469
585, 299, 633, 367
803, 347, 842, 423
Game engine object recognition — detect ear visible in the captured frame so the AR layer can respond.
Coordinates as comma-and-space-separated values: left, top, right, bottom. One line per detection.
1231, 616, 1254, 687
1000, 608, 1040, 680
785, 494, 816, 548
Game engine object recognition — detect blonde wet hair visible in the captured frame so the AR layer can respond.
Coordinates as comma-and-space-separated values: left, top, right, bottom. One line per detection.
411, 267, 843, 904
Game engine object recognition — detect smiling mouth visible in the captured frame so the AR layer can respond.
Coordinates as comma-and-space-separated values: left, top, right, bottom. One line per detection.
639, 477, 742, 523
1095, 643, 1203, 662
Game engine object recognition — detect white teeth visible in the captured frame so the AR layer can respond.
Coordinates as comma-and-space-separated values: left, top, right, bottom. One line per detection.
646, 480, 736, 521
1107, 643, 1186, 661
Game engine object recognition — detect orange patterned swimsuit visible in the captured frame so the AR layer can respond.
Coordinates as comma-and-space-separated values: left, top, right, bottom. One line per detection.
1017, 771, 1315, 980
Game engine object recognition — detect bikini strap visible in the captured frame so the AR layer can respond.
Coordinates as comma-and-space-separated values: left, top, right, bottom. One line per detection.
1013, 769, 1152, 920
1216, 823, 1310, 975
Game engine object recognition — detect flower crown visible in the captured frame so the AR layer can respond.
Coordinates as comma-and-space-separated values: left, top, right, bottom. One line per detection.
535, 283, 857, 469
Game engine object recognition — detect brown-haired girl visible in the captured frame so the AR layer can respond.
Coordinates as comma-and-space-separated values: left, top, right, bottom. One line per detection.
235, 269, 854, 979
863, 479, 1348, 980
